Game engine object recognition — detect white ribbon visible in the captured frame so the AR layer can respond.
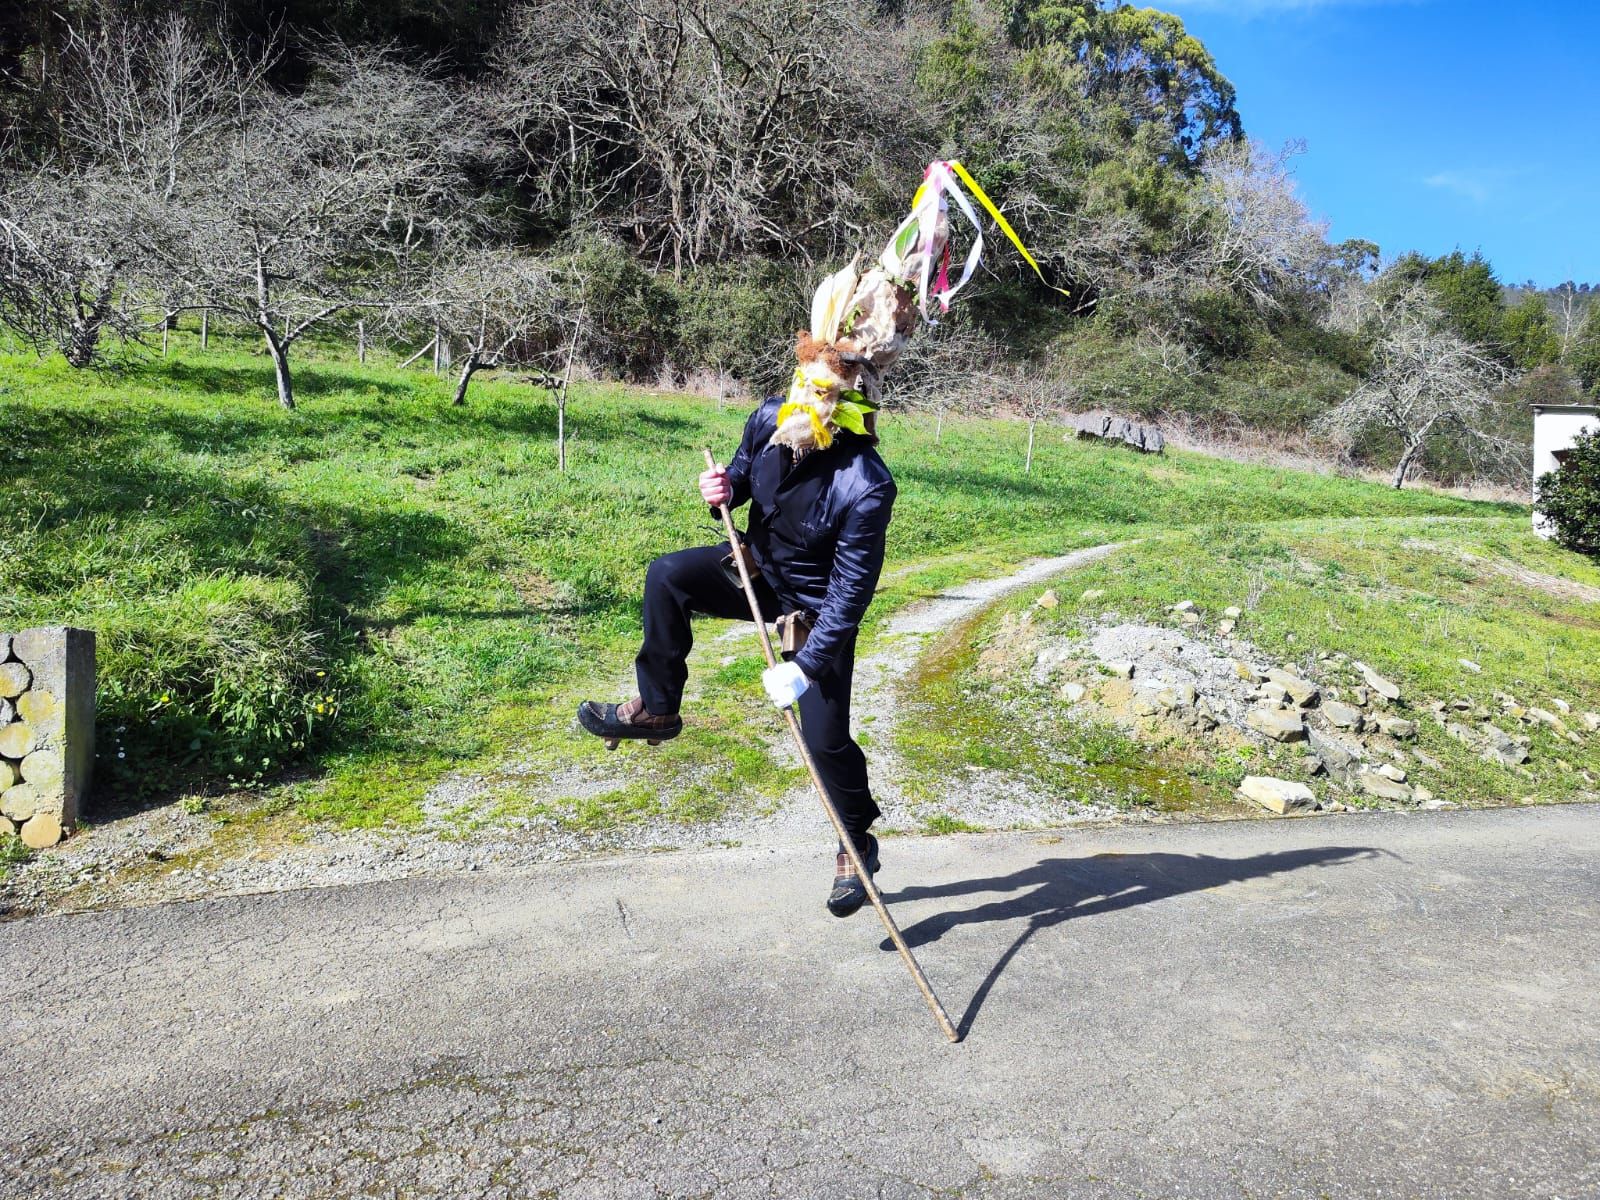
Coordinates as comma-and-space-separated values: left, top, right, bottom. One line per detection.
879, 161, 988, 324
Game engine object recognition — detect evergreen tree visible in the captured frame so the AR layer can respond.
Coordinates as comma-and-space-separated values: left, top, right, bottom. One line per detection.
1502, 293, 1561, 370
1536, 426, 1600, 557
1570, 304, 1600, 395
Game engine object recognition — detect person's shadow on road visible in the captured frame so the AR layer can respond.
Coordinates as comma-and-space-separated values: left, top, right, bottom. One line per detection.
880, 845, 1382, 1038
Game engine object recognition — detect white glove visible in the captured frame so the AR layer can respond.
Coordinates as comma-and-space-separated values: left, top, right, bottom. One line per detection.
762, 661, 811, 709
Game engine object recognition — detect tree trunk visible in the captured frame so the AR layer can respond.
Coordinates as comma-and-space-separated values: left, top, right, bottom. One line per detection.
558, 305, 584, 473
935, 410, 944, 444
357, 320, 365, 365
432, 325, 442, 375
1392, 442, 1421, 489
1025, 420, 1036, 474
263, 326, 295, 409
452, 356, 479, 406
62, 319, 101, 368
557, 384, 567, 473
200, 309, 209, 350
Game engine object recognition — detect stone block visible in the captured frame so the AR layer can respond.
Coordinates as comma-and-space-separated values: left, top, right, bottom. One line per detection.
1238, 775, 1314, 814
1307, 727, 1364, 775
1355, 770, 1412, 802
1072, 409, 1165, 453
1323, 700, 1364, 730
1356, 662, 1401, 701
1247, 707, 1306, 742
1376, 716, 1417, 740
1267, 668, 1319, 707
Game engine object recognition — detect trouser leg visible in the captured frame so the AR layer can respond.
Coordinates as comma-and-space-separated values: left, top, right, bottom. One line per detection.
635, 543, 776, 715
793, 630, 879, 842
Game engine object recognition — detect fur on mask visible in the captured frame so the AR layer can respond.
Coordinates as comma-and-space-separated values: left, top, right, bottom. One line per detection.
772, 331, 859, 453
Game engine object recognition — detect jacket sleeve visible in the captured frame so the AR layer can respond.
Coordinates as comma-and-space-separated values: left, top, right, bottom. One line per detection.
792, 482, 895, 679
713, 402, 768, 516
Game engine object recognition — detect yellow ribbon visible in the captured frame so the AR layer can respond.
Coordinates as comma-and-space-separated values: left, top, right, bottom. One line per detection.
940, 160, 1072, 300
777, 400, 833, 450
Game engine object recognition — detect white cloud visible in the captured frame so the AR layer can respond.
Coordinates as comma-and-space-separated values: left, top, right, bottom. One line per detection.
1423, 169, 1512, 205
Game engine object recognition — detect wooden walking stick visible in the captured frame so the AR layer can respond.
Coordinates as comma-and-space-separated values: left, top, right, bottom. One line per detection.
703, 449, 960, 1043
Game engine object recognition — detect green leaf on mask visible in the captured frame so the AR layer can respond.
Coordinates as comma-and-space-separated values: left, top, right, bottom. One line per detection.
832, 403, 868, 436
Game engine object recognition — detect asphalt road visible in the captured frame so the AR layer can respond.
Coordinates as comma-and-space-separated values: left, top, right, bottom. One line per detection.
4, 805, 1598, 1199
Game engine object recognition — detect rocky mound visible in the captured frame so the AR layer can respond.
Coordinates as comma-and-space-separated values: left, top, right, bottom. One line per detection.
989, 588, 1597, 815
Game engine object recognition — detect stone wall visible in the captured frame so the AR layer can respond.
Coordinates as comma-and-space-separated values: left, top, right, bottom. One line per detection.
0, 627, 95, 849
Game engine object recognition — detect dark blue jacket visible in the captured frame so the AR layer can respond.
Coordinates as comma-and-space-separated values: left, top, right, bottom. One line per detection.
720, 397, 896, 679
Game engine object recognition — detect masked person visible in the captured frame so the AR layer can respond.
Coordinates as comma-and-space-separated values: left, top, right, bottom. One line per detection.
580, 355, 894, 918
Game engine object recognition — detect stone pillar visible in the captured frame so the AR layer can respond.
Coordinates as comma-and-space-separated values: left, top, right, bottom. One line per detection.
0, 627, 95, 849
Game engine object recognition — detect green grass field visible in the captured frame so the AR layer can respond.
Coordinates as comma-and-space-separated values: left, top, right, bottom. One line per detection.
3, 335, 1581, 844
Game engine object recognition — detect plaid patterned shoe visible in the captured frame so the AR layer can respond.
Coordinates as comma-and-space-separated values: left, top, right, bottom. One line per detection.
577, 696, 683, 749
826, 833, 880, 919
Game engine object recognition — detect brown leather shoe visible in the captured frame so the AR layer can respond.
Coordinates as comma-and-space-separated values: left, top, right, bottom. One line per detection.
577, 696, 683, 749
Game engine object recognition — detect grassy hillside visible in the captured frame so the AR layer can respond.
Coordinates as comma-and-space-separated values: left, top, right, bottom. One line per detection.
0, 340, 1554, 839
898, 517, 1600, 823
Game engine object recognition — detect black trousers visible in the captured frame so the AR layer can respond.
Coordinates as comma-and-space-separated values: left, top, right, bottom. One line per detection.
635, 543, 880, 840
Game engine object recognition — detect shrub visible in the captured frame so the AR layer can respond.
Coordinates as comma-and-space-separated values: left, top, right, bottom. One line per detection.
670, 260, 803, 391
93, 571, 338, 802
1536, 426, 1600, 557
554, 230, 679, 380
1181, 288, 1263, 360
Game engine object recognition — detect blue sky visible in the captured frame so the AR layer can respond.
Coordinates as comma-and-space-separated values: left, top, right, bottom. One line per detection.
1161, 0, 1600, 287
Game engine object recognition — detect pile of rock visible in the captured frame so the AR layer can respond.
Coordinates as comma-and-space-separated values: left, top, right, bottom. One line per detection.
1080, 622, 1265, 737
1431, 691, 1595, 769
1028, 593, 1594, 817
0, 628, 95, 849
1043, 605, 1441, 813
1071, 410, 1165, 454
1230, 654, 1449, 808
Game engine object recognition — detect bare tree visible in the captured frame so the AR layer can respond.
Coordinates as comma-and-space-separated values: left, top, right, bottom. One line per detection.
179, 45, 488, 408
882, 321, 1006, 444
1181, 138, 1329, 315
49, 14, 275, 207
1556, 280, 1583, 359
488, 0, 922, 274
0, 170, 151, 365
419, 248, 560, 405
1009, 370, 1063, 475
0, 14, 273, 365
1315, 282, 1516, 488
554, 303, 586, 473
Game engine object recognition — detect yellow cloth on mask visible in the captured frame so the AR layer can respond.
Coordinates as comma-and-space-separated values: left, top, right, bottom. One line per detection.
776, 400, 833, 450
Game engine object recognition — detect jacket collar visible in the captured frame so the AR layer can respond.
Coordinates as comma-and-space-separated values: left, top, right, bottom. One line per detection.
752, 433, 860, 513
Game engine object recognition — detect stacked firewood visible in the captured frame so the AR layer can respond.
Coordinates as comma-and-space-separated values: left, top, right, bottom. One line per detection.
0, 628, 95, 849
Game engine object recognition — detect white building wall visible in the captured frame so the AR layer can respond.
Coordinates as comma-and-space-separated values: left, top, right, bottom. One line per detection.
1533, 405, 1600, 538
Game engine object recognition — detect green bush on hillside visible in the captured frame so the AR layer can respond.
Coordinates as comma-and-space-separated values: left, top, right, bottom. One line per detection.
1537, 426, 1600, 557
